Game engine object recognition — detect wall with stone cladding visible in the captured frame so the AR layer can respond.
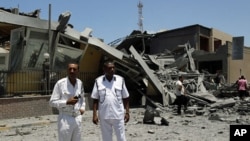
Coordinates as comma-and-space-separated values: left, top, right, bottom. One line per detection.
0, 94, 92, 120
0, 96, 58, 120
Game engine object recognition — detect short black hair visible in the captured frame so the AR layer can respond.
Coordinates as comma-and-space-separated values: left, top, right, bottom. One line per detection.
67, 61, 79, 69
240, 75, 245, 79
178, 75, 183, 80
103, 59, 114, 67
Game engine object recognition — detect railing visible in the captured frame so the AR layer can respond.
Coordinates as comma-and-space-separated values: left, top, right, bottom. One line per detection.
0, 70, 97, 98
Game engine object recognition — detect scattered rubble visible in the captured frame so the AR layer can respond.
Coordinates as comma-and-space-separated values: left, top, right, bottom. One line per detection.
119, 41, 250, 131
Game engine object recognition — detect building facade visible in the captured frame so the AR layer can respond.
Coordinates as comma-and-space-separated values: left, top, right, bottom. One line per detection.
149, 24, 249, 84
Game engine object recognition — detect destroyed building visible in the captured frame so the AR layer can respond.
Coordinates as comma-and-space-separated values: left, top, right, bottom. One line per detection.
109, 24, 250, 106
0, 7, 249, 119
114, 24, 250, 84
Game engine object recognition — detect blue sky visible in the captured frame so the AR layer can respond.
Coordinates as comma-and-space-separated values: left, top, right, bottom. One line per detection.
2, 0, 250, 46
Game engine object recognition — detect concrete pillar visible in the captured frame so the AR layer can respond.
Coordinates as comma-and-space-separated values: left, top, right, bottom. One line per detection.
210, 30, 214, 52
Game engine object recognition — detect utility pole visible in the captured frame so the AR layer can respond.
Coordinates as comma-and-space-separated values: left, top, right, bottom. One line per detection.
47, 4, 51, 95
137, 0, 145, 55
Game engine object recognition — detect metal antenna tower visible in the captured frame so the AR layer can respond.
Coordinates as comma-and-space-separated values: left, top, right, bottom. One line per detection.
137, 0, 143, 33
137, 0, 145, 55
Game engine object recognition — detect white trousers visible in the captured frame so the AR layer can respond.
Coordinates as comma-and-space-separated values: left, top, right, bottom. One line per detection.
58, 114, 82, 141
100, 118, 126, 141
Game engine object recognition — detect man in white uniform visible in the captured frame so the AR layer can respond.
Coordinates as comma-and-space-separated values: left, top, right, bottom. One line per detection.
175, 75, 189, 115
49, 62, 85, 141
91, 60, 130, 141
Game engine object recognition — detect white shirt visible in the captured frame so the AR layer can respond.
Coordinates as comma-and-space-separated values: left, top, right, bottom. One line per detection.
49, 77, 85, 113
175, 80, 184, 96
91, 75, 129, 119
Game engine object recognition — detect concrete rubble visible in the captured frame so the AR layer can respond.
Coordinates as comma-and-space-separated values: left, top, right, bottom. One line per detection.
122, 42, 250, 126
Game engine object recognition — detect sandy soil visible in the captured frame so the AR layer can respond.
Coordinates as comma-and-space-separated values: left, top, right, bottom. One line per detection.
0, 105, 249, 141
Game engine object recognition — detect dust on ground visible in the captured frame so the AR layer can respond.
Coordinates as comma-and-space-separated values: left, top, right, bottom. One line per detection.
2, 102, 249, 141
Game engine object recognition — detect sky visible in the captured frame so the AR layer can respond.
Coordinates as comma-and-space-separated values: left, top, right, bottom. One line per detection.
1, 0, 250, 46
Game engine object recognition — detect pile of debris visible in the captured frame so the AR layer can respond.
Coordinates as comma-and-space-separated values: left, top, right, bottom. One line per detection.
125, 42, 228, 106
142, 97, 250, 126
122, 42, 250, 125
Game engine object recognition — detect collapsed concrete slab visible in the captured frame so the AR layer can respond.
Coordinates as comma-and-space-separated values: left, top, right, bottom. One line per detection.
210, 98, 236, 109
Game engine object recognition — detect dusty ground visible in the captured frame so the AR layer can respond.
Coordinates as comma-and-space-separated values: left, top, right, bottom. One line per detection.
0, 103, 249, 141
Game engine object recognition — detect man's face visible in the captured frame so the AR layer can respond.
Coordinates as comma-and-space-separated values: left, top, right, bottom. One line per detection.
180, 77, 184, 82
104, 63, 115, 77
68, 63, 79, 79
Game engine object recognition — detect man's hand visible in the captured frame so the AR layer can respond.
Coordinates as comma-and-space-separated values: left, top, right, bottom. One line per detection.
66, 96, 78, 105
124, 113, 130, 123
92, 114, 99, 125
79, 109, 85, 115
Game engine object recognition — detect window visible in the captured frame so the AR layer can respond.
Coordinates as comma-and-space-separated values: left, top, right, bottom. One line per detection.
0, 56, 5, 65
